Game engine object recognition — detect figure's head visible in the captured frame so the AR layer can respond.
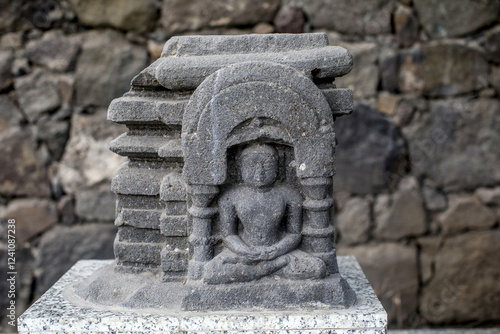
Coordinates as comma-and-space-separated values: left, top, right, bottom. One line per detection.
240, 144, 278, 188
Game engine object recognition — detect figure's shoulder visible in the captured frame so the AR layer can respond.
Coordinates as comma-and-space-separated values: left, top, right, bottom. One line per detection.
275, 183, 302, 204
219, 184, 245, 202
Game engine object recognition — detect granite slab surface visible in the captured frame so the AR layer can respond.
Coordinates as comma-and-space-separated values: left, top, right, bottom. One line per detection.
18, 256, 387, 334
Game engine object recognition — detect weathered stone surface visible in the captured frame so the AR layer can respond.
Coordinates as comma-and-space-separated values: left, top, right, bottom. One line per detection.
420, 230, 500, 324
69, 0, 159, 33
58, 195, 76, 225
155, 34, 352, 91
418, 236, 443, 284
252, 22, 275, 34
332, 40, 378, 98
414, 0, 500, 38
398, 42, 489, 97
25, 30, 79, 72
492, 66, 500, 96
3, 199, 57, 243
335, 104, 406, 194
274, 6, 306, 34
0, 94, 22, 132
75, 30, 148, 107
377, 92, 401, 116
58, 110, 126, 194
35, 224, 117, 296
336, 197, 371, 245
374, 177, 427, 240
480, 26, 500, 63
75, 190, 116, 222
284, 0, 395, 35
36, 115, 70, 161
0, 50, 13, 91
437, 195, 496, 236
0, 127, 51, 197
379, 48, 399, 94
475, 187, 500, 206
14, 69, 61, 122
403, 98, 500, 191
394, 4, 418, 48
160, 0, 280, 34
422, 179, 447, 211
338, 243, 418, 326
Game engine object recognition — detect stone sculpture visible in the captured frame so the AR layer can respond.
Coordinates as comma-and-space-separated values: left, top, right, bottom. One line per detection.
71, 33, 357, 311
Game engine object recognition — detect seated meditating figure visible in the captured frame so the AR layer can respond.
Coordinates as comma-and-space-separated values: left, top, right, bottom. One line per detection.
203, 143, 326, 284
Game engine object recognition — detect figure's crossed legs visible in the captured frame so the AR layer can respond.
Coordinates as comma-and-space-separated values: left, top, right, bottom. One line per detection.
203, 249, 326, 284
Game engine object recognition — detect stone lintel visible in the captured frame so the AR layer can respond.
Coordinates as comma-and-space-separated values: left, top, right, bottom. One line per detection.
156, 47, 353, 90
162, 33, 330, 57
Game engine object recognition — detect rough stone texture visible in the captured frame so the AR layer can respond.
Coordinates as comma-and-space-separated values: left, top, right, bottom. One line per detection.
58, 111, 127, 194
14, 69, 62, 122
338, 243, 419, 327
25, 30, 80, 72
0, 127, 51, 197
75, 190, 116, 222
74, 30, 149, 107
0, 94, 22, 132
377, 92, 401, 116
284, 0, 395, 35
58, 195, 76, 225
414, 0, 500, 38
480, 26, 500, 63
69, 0, 159, 33
418, 236, 443, 284
374, 178, 427, 240
335, 104, 406, 194
492, 66, 500, 96
274, 6, 306, 33
398, 42, 489, 97
36, 114, 70, 161
161, 0, 281, 34
420, 231, 500, 324
20, 258, 387, 333
404, 98, 500, 191
103, 34, 356, 311
422, 180, 447, 212
0, 50, 13, 91
35, 224, 116, 297
394, 4, 418, 48
333, 40, 379, 98
336, 197, 371, 245
475, 187, 500, 206
3, 199, 57, 243
437, 195, 496, 236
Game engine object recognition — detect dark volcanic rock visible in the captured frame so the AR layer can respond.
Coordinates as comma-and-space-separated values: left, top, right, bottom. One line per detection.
404, 98, 500, 191
335, 104, 406, 194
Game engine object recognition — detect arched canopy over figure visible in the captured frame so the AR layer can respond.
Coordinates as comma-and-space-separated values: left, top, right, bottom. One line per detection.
203, 143, 326, 284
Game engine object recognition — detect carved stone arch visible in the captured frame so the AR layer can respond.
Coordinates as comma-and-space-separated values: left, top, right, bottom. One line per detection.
182, 61, 336, 186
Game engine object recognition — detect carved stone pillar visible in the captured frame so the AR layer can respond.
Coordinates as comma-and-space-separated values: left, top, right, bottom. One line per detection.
187, 184, 218, 280
300, 177, 338, 274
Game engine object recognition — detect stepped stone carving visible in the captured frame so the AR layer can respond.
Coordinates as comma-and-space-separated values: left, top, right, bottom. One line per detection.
72, 33, 357, 311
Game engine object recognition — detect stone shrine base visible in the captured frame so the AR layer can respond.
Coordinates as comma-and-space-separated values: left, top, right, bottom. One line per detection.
18, 256, 387, 334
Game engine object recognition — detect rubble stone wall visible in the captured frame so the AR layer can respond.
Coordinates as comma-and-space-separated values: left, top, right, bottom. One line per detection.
0, 0, 499, 331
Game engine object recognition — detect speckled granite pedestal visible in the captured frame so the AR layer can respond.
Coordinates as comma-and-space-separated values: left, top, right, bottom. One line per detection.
18, 256, 387, 334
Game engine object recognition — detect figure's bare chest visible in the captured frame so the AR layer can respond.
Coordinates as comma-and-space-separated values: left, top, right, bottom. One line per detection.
234, 189, 286, 226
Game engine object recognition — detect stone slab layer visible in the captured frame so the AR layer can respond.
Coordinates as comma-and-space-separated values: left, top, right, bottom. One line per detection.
18, 256, 387, 334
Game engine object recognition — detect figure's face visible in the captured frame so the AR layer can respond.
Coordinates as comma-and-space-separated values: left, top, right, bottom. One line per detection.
241, 150, 278, 188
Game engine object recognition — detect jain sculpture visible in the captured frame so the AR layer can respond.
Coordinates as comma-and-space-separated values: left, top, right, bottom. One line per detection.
71, 33, 357, 311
